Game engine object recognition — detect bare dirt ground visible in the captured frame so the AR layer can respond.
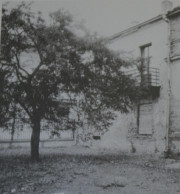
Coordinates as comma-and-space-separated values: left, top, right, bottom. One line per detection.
0, 146, 180, 194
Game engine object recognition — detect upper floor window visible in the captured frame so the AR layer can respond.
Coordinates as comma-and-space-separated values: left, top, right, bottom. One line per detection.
140, 43, 152, 58
140, 43, 152, 74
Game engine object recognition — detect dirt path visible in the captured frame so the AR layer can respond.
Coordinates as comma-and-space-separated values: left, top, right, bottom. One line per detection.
0, 147, 180, 194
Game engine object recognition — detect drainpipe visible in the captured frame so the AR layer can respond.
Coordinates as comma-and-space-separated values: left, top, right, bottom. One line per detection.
162, 14, 171, 155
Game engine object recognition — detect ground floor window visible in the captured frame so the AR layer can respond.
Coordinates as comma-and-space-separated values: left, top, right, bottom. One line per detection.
137, 101, 153, 135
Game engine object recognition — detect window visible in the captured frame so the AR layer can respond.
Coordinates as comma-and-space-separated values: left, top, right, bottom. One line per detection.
140, 43, 152, 57
139, 43, 152, 87
137, 101, 153, 135
140, 43, 152, 74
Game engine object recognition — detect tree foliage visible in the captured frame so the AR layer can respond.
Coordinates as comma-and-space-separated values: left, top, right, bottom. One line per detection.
1, 2, 138, 160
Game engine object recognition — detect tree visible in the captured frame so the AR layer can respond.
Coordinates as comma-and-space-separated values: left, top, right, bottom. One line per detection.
1, 2, 138, 160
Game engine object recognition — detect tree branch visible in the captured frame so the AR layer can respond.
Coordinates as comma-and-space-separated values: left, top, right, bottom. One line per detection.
6, 91, 32, 120
15, 53, 30, 76
16, 98, 32, 119
27, 34, 45, 81
29, 61, 43, 81
10, 50, 29, 82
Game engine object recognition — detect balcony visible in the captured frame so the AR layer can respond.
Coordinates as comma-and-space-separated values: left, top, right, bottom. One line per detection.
125, 67, 160, 99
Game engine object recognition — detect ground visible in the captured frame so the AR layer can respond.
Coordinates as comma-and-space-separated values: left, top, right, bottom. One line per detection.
0, 146, 180, 194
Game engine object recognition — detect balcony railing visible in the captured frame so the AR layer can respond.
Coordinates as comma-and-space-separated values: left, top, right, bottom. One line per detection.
124, 67, 160, 88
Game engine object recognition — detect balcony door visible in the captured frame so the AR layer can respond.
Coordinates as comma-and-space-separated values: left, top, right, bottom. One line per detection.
140, 43, 152, 74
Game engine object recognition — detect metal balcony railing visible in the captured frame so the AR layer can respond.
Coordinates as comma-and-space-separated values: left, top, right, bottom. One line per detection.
124, 67, 160, 88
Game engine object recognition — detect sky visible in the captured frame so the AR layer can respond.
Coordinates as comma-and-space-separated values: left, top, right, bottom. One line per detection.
1, 0, 180, 38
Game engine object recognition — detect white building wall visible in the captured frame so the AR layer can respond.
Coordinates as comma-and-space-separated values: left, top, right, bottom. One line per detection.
93, 19, 170, 154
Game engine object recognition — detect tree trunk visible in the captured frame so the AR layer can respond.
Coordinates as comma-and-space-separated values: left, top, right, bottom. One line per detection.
31, 119, 41, 161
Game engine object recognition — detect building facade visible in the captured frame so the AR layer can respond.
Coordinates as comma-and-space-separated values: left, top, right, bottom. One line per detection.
93, 1, 180, 155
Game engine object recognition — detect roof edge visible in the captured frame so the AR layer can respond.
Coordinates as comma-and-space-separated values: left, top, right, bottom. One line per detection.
167, 7, 180, 17
108, 15, 163, 42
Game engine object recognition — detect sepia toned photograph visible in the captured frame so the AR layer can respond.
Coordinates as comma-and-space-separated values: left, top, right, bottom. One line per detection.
0, 0, 180, 193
